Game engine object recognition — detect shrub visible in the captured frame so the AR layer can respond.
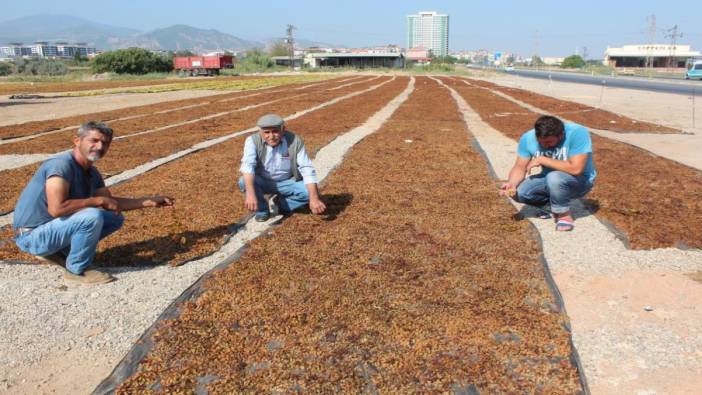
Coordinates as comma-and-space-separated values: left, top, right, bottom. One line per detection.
233, 49, 277, 73
0, 62, 13, 76
12, 58, 68, 76
92, 48, 174, 74
561, 55, 586, 69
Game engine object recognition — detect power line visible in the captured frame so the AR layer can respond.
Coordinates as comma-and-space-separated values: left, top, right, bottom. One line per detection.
285, 24, 296, 70
664, 24, 683, 69
646, 14, 656, 68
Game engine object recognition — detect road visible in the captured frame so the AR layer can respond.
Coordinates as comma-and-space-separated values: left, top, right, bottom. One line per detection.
503, 68, 700, 96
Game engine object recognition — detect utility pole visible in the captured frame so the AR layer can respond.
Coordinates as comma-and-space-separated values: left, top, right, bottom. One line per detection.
664, 24, 683, 70
646, 15, 656, 69
286, 24, 296, 70
533, 29, 540, 69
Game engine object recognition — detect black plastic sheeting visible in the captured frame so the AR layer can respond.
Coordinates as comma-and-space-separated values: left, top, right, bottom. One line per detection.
468, 132, 591, 395
92, 217, 255, 395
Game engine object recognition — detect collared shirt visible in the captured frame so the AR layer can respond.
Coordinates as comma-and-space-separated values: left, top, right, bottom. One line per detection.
240, 136, 318, 184
14, 152, 105, 229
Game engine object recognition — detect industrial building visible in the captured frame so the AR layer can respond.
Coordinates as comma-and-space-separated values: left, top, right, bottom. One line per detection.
271, 56, 304, 68
407, 11, 449, 57
604, 44, 700, 69
305, 52, 404, 69
0, 42, 97, 59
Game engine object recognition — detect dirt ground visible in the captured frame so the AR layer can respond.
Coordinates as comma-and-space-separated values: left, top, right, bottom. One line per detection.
0, 89, 223, 127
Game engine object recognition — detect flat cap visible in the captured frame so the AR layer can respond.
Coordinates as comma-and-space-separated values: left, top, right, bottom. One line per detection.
257, 113, 285, 129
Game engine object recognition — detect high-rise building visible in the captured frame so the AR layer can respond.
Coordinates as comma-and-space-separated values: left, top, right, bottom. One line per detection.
407, 11, 449, 57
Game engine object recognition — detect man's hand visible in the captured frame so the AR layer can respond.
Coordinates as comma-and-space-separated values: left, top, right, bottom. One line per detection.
97, 196, 120, 213
526, 156, 543, 174
244, 192, 258, 212
143, 196, 175, 208
499, 182, 517, 197
309, 197, 326, 215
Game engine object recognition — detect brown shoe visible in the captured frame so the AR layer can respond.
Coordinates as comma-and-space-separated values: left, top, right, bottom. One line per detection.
63, 270, 115, 285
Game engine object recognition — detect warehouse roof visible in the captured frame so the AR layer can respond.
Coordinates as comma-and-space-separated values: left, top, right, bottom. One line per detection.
306, 52, 403, 58
605, 44, 700, 57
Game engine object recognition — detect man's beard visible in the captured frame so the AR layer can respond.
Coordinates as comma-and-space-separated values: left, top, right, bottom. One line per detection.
87, 151, 103, 162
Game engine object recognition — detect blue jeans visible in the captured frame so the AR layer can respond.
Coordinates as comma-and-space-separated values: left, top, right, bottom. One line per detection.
238, 176, 309, 216
15, 208, 124, 274
516, 171, 593, 214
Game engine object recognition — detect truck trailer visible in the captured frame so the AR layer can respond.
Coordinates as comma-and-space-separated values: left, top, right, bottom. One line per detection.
173, 55, 234, 76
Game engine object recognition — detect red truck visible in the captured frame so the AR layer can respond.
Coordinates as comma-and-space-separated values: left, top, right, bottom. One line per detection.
173, 55, 234, 76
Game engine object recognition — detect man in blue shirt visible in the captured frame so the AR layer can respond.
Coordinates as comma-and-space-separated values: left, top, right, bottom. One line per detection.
239, 113, 326, 222
500, 115, 596, 231
13, 121, 174, 285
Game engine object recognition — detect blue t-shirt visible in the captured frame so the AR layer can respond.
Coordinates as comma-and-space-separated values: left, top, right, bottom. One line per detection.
517, 123, 597, 183
13, 152, 105, 229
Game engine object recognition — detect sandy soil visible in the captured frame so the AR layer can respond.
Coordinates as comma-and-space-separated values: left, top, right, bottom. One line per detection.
0, 90, 222, 127
554, 270, 702, 395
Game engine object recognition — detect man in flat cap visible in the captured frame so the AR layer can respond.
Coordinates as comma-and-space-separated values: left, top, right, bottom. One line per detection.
239, 113, 326, 222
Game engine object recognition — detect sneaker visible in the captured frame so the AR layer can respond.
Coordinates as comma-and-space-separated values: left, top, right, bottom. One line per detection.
63, 270, 115, 285
266, 194, 280, 216
254, 212, 270, 222
36, 252, 67, 268
535, 208, 552, 220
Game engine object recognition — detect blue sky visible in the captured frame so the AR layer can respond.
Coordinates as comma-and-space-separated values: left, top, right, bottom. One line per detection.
4, 0, 701, 57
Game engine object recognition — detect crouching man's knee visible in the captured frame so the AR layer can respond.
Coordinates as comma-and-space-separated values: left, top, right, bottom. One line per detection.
74, 207, 104, 230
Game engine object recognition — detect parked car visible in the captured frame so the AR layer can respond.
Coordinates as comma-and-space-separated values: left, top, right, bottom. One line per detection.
686, 61, 702, 80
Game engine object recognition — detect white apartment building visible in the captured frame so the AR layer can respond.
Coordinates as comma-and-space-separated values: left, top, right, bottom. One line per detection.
407, 11, 449, 57
0, 42, 97, 59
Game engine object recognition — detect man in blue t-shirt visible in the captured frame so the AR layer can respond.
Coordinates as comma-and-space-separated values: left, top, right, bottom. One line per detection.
13, 121, 174, 285
499, 115, 596, 231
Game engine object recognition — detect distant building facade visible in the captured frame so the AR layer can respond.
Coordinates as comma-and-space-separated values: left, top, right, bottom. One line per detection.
305, 52, 404, 69
406, 47, 431, 63
407, 11, 449, 57
604, 44, 701, 68
0, 42, 97, 59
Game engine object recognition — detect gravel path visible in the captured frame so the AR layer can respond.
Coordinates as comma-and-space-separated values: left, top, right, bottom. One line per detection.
0, 77, 413, 395
436, 77, 702, 395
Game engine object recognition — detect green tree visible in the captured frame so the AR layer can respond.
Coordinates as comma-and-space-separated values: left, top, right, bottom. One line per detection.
174, 50, 196, 57
231, 49, 276, 73
245, 49, 274, 67
73, 52, 88, 63
432, 55, 457, 64
12, 58, 68, 76
268, 40, 289, 57
561, 54, 586, 69
36, 60, 69, 75
92, 48, 173, 74
531, 56, 544, 66
0, 62, 13, 76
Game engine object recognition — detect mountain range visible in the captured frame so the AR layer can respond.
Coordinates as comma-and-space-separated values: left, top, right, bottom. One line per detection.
0, 14, 338, 52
